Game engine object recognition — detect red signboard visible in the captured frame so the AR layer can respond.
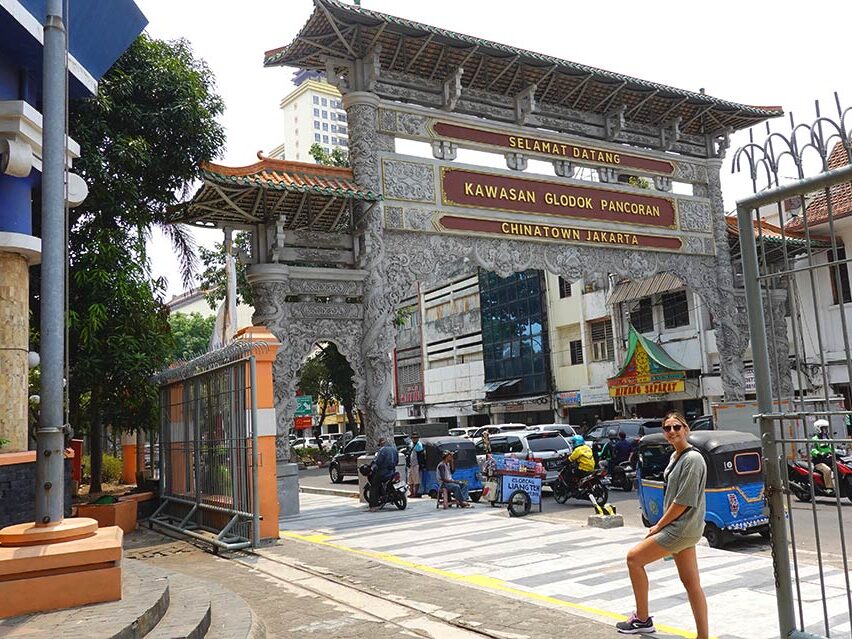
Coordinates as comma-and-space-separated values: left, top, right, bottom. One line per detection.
441, 168, 677, 228
294, 416, 313, 430
433, 122, 675, 175
438, 215, 682, 251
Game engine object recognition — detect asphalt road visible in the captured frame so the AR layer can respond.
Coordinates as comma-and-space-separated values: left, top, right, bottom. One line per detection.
298, 466, 852, 569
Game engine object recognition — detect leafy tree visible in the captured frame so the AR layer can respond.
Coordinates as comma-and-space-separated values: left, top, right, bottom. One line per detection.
196, 232, 253, 309
37, 35, 226, 492
168, 312, 216, 361
296, 342, 358, 441
309, 143, 349, 167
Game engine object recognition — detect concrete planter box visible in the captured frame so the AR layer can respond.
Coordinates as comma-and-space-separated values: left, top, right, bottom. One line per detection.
77, 499, 137, 533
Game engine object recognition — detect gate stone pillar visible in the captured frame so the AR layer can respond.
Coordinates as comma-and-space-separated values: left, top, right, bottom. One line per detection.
344, 91, 398, 451
707, 159, 748, 401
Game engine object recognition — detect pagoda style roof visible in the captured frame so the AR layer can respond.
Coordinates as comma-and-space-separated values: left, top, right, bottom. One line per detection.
788, 141, 852, 230
173, 155, 380, 231
266, 0, 782, 137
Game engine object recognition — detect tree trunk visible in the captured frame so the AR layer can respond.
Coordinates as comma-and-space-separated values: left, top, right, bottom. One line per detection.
313, 402, 328, 451
344, 404, 356, 435
90, 401, 103, 494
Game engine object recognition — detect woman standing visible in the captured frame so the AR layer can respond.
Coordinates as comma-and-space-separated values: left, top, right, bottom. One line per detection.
616, 412, 709, 638
407, 432, 425, 497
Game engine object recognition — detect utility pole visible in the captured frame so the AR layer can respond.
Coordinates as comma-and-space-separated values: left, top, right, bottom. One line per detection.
35, 0, 67, 526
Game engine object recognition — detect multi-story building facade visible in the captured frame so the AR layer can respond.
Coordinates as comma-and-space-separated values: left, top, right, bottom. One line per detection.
279, 71, 348, 163
545, 274, 617, 429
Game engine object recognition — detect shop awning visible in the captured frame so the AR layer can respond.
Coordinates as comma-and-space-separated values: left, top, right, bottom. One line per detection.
484, 379, 520, 394
607, 325, 688, 397
607, 273, 684, 306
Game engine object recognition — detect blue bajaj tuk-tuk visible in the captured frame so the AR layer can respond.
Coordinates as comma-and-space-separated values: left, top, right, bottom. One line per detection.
636, 431, 769, 548
420, 436, 483, 502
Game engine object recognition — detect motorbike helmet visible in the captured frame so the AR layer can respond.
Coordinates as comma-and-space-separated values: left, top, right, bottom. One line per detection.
358, 463, 372, 477
571, 435, 585, 448
814, 419, 830, 435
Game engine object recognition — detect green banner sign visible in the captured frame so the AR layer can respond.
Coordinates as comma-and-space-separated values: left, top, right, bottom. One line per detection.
295, 395, 313, 417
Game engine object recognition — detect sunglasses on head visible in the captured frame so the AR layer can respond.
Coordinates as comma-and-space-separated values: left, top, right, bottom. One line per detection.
662, 423, 683, 433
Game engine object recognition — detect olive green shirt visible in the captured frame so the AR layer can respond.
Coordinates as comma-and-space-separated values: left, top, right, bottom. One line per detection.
662, 449, 707, 542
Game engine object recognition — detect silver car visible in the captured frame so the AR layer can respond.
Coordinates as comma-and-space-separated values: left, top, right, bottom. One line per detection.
475, 431, 572, 483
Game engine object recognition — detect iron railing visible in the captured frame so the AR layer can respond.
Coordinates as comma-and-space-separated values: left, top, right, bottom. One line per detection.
734, 95, 852, 639
151, 344, 265, 551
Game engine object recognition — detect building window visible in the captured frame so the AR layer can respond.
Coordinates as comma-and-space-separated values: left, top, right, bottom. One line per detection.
339, 139, 348, 147
322, 122, 328, 131
569, 340, 583, 365
331, 124, 337, 133
312, 96, 319, 104
661, 291, 689, 329
321, 97, 327, 106
558, 277, 572, 298
313, 108, 319, 116
331, 137, 337, 145
590, 319, 614, 361
830, 246, 852, 305
314, 133, 321, 142
338, 113, 347, 122
321, 110, 327, 119
338, 126, 348, 136
323, 135, 329, 143
330, 112, 337, 120
630, 298, 654, 333
313, 120, 320, 129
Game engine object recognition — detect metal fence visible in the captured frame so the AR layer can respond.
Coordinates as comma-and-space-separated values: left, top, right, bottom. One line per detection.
734, 96, 852, 639
150, 343, 263, 551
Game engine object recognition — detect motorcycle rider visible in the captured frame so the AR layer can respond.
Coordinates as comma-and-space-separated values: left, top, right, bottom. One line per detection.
567, 435, 596, 487
369, 436, 399, 512
810, 419, 834, 491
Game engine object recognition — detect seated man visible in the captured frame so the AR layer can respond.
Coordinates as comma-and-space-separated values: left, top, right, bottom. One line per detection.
369, 436, 399, 512
436, 450, 471, 507
567, 435, 596, 486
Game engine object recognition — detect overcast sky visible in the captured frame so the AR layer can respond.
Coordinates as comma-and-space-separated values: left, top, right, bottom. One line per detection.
135, 0, 852, 299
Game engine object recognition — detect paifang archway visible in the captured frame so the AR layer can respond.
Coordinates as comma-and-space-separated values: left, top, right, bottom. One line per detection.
181, 1, 783, 502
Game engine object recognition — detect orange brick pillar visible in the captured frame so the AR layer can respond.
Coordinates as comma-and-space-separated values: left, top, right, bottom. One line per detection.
238, 327, 281, 541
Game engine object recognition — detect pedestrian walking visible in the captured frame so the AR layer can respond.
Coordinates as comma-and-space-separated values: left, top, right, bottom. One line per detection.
407, 432, 425, 497
617, 411, 708, 638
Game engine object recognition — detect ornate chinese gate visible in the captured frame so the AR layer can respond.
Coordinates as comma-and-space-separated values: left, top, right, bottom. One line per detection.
179, 1, 784, 509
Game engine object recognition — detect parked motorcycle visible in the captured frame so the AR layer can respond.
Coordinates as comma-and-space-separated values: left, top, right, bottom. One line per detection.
610, 460, 636, 492
551, 457, 608, 506
359, 464, 408, 510
787, 455, 852, 504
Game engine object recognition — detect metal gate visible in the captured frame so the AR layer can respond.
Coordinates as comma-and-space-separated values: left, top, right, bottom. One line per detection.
150, 343, 264, 551
734, 96, 852, 639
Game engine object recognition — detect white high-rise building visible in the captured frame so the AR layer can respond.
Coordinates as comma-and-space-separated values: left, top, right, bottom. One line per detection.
279, 71, 349, 163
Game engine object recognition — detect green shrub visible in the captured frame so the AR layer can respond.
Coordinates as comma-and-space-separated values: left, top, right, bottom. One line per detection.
295, 447, 331, 466
81, 454, 123, 484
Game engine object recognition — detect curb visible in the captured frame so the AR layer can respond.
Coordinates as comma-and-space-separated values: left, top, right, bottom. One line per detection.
300, 485, 359, 498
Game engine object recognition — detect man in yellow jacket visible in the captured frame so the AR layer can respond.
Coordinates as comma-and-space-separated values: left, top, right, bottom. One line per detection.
567, 435, 596, 486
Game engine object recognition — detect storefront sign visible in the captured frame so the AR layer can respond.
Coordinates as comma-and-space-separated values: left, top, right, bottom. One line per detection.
433, 122, 675, 175
438, 215, 682, 251
501, 474, 541, 505
557, 391, 581, 407
442, 168, 676, 228
294, 415, 313, 430
609, 379, 685, 397
744, 369, 755, 394
580, 385, 613, 406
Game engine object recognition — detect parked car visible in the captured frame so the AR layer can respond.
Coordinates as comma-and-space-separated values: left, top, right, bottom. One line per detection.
475, 431, 571, 483
328, 434, 409, 483
448, 427, 479, 439
293, 437, 320, 450
586, 419, 663, 460
527, 423, 578, 439
689, 415, 715, 431
470, 423, 527, 440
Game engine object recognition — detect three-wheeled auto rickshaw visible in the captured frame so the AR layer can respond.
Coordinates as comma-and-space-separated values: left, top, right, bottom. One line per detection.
636, 430, 769, 548
420, 436, 483, 502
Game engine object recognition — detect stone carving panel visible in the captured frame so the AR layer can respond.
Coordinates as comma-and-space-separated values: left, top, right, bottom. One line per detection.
288, 278, 363, 297
382, 159, 435, 202
385, 206, 403, 229
678, 199, 713, 233
291, 301, 364, 320
404, 208, 435, 231
673, 161, 709, 184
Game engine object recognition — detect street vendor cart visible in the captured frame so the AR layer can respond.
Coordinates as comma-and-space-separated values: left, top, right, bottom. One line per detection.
483, 455, 545, 517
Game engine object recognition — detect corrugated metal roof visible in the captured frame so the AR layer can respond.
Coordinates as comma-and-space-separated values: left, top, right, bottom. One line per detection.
607, 273, 684, 305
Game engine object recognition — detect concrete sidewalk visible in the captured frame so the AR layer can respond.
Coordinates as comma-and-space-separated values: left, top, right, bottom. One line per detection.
125, 527, 618, 638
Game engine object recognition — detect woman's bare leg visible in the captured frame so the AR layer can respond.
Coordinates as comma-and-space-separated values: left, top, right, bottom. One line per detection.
673, 546, 709, 639
626, 537, 669, 620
